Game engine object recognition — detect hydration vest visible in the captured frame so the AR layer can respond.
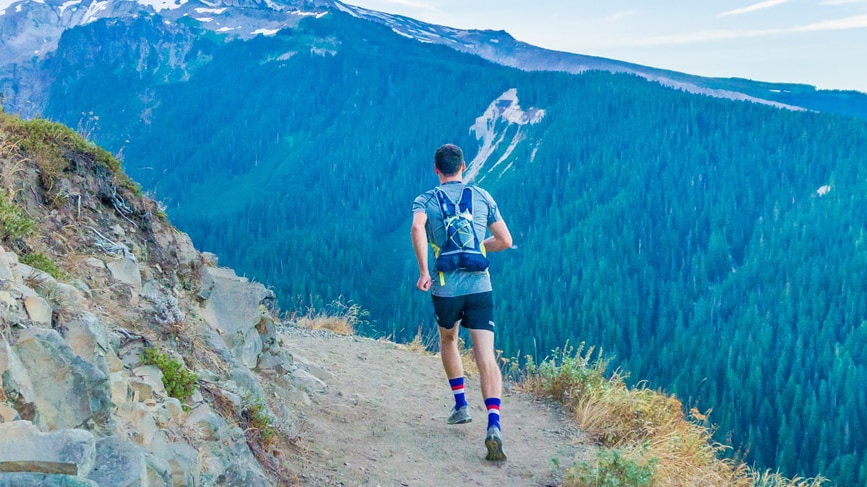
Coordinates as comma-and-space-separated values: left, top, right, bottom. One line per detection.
430, 186, 489, 284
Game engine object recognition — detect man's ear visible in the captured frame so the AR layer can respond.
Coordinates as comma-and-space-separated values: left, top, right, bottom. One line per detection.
461, 162, 467, 172
434, 164, 441, 175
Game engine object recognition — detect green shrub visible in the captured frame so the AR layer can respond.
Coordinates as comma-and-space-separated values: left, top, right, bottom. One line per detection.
0, 191, 35, 241
568, 447, 657, 487
20, 252, 62, 280
243, 397, 277, 448
142, 347, 199, 402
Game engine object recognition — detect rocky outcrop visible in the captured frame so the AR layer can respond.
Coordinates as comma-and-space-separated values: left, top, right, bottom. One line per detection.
0, 115, 329, 485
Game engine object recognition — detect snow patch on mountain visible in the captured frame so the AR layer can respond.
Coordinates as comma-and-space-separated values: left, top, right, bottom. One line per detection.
81, 0, 108, 24
136, 0, 187, 12
194, 6, 225, 14
465, 88, 545, 182
252, 27, 278, 35
59, 0, 81, 14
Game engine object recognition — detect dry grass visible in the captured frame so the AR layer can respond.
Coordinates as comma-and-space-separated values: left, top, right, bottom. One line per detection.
519, 342, 829, 487
396, 326, 435, 354
294, 299, 367, 336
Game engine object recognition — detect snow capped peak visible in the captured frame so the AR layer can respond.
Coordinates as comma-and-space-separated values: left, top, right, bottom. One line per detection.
0, 0, 334, 67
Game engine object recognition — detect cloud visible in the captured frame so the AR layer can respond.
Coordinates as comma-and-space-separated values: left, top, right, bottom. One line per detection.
616, 14, 867, 47
606, 9, 640, 22
793, 14, 867, 31
819, 0, 867, 5
719, 0, 790, 17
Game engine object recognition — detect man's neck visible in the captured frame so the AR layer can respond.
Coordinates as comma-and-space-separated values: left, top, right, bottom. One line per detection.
438, 174, 463, 185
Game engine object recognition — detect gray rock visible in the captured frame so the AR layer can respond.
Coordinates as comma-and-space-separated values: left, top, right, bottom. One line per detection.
256, 349, 290, 373
86, 436, 147, 487
12, 328, 111, 430
0, 253, 13, 282
13, 263, 52, 288
199, 267, 268, 366
0, 421, 95, 477
52, 283, 84, 310
62, 312, 110, 368
185, 407, 228, 441
164, 442, 199, 486
0, 340, 36, 421
228, 367, 265, 400
106, 258, 142, 292
291, 368, 328, 394
0, 473, 99, 487
118, 340, 146, 370
144, 453, 172, 487
23, 296, 51, 325
131, 365, 166, 397
110, 372, 133, 411
232, 327, 263, 370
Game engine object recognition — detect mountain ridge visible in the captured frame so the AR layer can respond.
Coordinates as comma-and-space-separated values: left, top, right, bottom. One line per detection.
3, 0, 867, 119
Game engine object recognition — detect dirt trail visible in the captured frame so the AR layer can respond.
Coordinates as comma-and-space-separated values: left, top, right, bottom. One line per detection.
279, 329, 587, 487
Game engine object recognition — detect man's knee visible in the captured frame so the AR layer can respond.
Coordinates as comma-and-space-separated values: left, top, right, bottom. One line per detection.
439, 325, 459, 344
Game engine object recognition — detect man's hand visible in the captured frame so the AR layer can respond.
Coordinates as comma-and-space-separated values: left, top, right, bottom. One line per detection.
417, 272, 432, 291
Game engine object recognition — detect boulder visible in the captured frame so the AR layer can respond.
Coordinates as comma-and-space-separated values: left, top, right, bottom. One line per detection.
62, 312, 110, 368
0, 252, 13, 282
86, 436, 147, 487
23, 296, 52, 326
164, 442, 199, 487
131, 365, 166, 397
51, 283, 84, 311
184, 406, 228, 442
0, 340, 36, 421
12, 328, 111, 430
106, 258, 142, 292
0, 421, 95, 476
144, 453, 172, 487
199, 267, 268, 367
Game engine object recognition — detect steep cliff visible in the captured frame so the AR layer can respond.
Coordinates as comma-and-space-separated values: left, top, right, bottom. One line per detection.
0, 111, 312, 485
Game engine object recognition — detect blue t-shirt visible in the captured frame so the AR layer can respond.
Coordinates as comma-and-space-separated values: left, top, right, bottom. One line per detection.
412, 182, 503, 297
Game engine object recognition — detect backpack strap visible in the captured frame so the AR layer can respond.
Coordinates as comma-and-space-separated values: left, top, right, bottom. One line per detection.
431, 186, 460, 286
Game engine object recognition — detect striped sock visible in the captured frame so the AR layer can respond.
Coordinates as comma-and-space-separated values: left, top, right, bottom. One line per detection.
449, 377, 468, 409
485, 397, 501, 431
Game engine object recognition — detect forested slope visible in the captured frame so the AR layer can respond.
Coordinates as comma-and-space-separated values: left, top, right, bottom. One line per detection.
33, 11, 867, 485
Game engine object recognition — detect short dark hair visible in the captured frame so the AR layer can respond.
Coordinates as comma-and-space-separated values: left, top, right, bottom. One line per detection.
434, 144, 464, 176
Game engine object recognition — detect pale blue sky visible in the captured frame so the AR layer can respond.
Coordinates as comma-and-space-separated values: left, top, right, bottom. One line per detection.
344, 0, 867, 93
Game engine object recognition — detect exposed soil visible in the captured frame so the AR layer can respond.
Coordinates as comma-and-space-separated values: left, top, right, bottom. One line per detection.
279, 329, 588, 487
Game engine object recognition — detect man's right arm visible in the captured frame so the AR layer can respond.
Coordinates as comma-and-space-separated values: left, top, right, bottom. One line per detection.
411, 211, 432, 291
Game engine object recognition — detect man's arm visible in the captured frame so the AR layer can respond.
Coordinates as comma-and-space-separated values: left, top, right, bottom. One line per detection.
411, 211, 432, 291
484, 220, 513, 253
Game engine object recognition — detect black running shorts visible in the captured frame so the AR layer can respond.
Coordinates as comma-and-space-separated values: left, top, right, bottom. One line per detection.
431, 291, 495, 332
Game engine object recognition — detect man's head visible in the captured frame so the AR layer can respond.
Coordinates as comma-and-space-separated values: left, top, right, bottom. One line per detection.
434, 144, 464, 177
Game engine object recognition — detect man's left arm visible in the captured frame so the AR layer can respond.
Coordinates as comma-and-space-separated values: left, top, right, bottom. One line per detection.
484, 220, 513, 253
411, 211, 433, 291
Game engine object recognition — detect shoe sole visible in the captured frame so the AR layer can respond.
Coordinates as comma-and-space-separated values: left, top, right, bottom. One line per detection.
446, 417, 472, 425
485, 435, 506, 461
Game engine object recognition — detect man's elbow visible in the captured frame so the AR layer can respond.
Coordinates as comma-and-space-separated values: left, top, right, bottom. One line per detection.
502, 234, 513, 249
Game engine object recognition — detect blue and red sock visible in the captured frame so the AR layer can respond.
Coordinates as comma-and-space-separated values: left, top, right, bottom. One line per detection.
485, 397, 501, 431
449, 377, 468, 409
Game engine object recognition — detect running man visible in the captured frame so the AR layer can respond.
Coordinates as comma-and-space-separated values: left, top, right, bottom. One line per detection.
410, 143, 513, 461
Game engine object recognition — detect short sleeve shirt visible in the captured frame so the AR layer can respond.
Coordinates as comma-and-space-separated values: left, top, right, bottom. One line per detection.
412, 181, 503, 297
